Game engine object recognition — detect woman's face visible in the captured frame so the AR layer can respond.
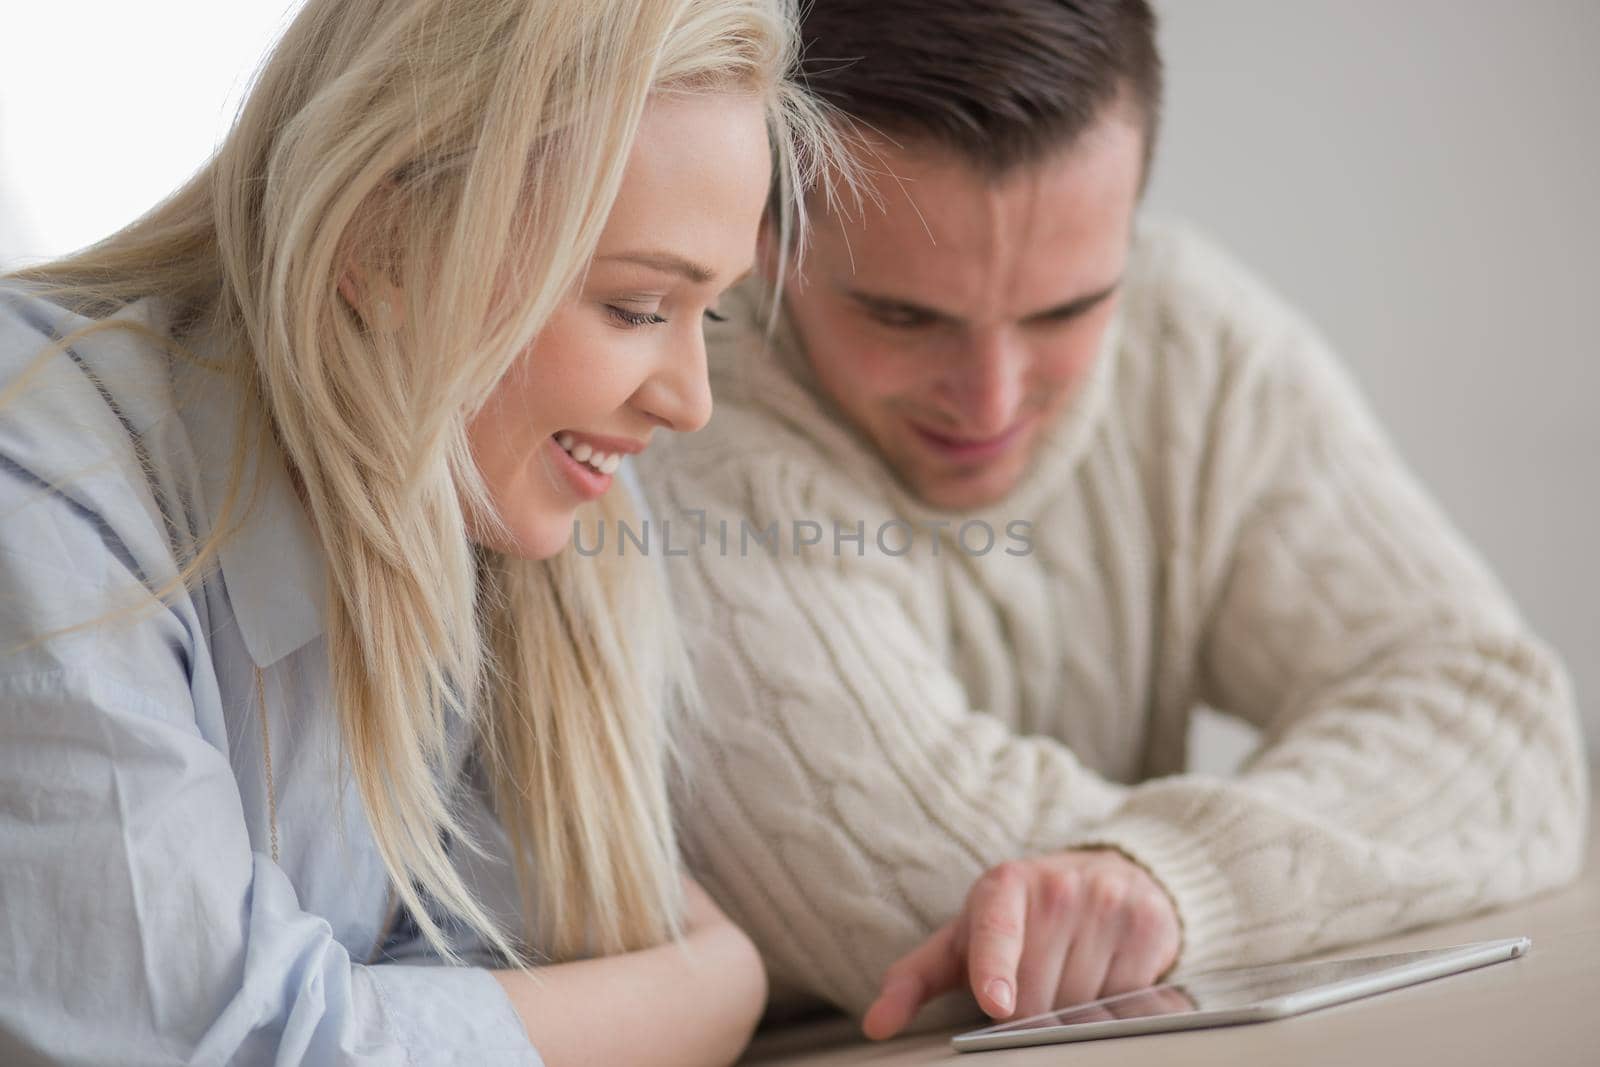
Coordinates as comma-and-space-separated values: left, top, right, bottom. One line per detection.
467, 91, 771, 559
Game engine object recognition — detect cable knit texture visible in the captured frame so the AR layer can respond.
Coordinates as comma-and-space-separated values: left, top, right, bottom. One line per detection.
636, 221, 1589, 1020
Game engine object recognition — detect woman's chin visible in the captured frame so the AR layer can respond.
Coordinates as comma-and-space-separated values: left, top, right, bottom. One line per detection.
470, 507, 579, 561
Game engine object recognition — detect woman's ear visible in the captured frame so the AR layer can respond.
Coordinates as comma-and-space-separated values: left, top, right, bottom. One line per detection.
337, 267, 403, 329
337, 181, 408, 327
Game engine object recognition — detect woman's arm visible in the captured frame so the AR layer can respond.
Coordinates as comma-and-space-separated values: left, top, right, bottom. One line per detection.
492, 878, 767, 1067
0, 354, 537, 1062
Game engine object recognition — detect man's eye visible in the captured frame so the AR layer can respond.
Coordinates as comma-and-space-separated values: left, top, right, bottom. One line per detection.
606, 305, 668, 328
1033, 306, 1085, 326
871, 307, 937, 330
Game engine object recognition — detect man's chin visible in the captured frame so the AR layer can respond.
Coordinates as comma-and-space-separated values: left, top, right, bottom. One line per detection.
883, 425, 1036, 512
902, 463, 1025, 512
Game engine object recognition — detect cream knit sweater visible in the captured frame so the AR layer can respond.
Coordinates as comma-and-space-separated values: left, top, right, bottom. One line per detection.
636, 221, 1588, 1018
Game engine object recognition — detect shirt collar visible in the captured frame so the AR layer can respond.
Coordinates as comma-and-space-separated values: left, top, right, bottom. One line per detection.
176, 318, 327, 668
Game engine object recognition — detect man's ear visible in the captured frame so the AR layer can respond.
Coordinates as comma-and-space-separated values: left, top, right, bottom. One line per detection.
754, 214, 784, 287
755, 210, 816, 296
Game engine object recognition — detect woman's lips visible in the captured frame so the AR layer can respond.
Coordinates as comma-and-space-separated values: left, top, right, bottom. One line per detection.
547, 435, 613, 500
909, 418, 1030, 464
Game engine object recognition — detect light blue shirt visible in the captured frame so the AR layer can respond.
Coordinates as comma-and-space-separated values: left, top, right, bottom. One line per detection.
0, 288, 541, 1065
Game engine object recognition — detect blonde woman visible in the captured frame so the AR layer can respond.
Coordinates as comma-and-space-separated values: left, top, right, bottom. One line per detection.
0, 0, 838, 1063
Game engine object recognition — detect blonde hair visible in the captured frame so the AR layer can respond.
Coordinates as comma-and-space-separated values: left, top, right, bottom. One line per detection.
7, 0, 840, 964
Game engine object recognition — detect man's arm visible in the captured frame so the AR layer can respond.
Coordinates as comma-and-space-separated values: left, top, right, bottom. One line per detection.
1056, 261, 1587, 979
645, 235, 1585, 1022
647, 429, 1135, 1018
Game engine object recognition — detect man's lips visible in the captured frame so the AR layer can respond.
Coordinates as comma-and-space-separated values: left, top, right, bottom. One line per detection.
909, 418, 1030, 464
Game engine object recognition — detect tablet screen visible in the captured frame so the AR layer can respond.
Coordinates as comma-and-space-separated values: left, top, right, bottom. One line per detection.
959, 937, 1530, 1049
978, 951, 1437, 1032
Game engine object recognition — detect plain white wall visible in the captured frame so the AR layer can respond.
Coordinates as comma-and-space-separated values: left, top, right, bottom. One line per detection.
0, 2, 296, 271
2, 3, 1595, 756
1147, 1, 1600, 759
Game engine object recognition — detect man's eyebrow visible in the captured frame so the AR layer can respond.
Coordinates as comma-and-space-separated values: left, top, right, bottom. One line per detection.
597, 251, 716, 285
1020, 279, 1122, 323
845, 290, 957, 323
845, 278, 1122, 325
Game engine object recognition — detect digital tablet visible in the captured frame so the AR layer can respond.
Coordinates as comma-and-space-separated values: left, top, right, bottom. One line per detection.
951, 936, 1530, 1053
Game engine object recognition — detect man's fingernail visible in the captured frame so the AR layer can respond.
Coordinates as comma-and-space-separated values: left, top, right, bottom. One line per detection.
985, 978, 1015, 1014
864, 995, 902, 1040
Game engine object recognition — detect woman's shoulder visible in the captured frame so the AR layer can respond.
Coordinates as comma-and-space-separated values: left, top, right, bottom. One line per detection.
0, 283, 198, 524
0, 284, 186, 439
0, 284, 207, 668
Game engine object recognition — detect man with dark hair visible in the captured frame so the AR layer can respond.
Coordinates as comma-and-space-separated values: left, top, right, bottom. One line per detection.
637, 0, 1586, 1039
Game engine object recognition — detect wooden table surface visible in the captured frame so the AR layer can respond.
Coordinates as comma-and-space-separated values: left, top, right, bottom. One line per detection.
743, 781, 1600, 1066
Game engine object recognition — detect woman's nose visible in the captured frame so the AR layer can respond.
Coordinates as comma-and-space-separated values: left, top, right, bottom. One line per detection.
639, 326, 714, 433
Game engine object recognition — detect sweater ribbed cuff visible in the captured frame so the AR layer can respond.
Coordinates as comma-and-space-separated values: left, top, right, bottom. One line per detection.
1061, 810, 1242, 976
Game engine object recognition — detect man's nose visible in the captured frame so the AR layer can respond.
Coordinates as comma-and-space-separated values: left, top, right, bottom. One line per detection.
944, 330, 1026, 437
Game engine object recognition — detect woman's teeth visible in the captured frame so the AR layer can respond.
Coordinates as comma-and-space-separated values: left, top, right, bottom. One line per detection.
556, 432, 621, 475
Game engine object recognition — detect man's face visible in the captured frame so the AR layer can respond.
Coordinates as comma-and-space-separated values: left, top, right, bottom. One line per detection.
782, 109, 1145, 510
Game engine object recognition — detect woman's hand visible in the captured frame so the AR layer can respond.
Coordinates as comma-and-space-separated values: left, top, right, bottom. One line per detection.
861, 849, 1181, 1040
680, 873, 733, 934
494, 876, 767, 1067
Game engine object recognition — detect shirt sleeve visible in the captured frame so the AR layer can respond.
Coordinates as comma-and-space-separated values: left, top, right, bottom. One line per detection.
0, 358, 539, 1065
374, 755, 531, 973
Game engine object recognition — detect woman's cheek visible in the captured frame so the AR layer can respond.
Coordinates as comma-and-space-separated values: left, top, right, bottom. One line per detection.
536, 321, 627, 415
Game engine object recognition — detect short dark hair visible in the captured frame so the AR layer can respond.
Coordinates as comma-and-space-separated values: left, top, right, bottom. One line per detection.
797, 0, 1163, 176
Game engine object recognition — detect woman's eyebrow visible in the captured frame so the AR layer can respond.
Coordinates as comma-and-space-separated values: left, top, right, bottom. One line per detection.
597, 251, 716, 285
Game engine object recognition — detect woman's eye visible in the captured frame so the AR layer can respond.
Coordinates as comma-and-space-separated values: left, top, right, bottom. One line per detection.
704, 308, 728, 323
606, 305, 668, 328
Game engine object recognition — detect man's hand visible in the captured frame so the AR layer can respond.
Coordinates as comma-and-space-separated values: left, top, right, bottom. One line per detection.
861, 849, 1181, 1040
